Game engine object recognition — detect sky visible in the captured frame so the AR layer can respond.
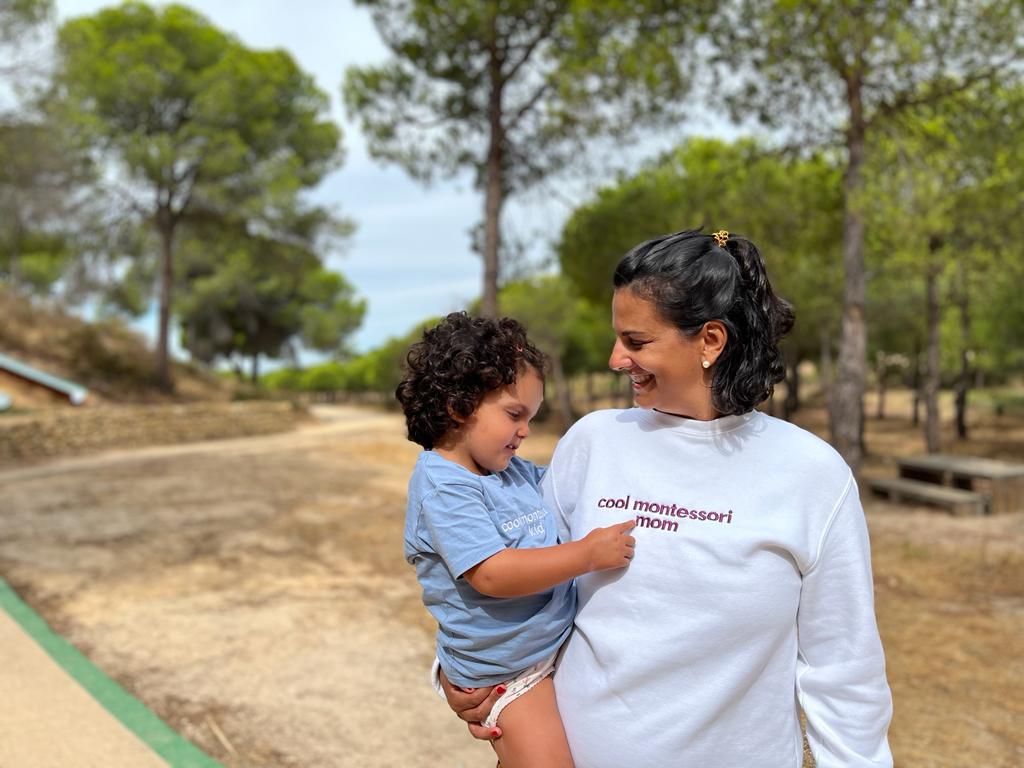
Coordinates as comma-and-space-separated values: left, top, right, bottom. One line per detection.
49, 0, 739, 359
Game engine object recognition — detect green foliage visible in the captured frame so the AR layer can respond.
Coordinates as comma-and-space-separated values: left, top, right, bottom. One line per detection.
718, 1, 1024, 141
299, 363, 348, 393
264, 319, 440, 395
0, 229, 69, 292
175, 223, 366, 370
718, 0, 1024, 464
345, 0, 700, 190
0, 0, 51, 44
344, 0, 711, 312
53, 2, 346, 386
557, 137, 844, 362
0, 117, 92, 297
262, 367, 303, 392
57, 3, 342, 198
974, 256, 1024, 376
862, 84, 1024, 380
562, 300, 613, 377
499, 273, 610, 375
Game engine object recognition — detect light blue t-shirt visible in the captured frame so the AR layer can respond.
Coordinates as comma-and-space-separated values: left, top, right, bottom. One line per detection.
404, 451, 576, 687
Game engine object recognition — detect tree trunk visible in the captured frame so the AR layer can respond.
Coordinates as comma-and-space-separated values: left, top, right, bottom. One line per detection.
550, 352, 574, 429
876, 360, 887, 420
480, 23, 504, 318
954, 261, 970, 440
830, 79, 868, 472
923, 241, 942, 453
8, 214, 22, 290
783, 356, 800, 421
819, 328, 832, 405
251, 354, 260, 384
156, 205, 175, 393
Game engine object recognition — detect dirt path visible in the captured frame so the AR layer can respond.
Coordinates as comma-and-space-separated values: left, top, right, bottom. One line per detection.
0, 405, 498, 767
1, 404, 1021, 766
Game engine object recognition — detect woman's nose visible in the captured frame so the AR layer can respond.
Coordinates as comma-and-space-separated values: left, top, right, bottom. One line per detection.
608, 340, 631, 372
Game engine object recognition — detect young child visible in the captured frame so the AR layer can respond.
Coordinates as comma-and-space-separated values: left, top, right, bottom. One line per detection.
398, 312, 635, 768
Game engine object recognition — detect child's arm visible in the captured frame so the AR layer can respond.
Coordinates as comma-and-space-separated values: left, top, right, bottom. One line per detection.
462, 519, 635, 598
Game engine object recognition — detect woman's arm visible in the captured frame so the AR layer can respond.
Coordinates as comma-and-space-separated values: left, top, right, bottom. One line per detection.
462, 519, 635, 598
797, 478, 893, 767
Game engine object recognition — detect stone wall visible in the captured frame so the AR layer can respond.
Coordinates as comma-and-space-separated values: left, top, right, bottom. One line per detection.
0, 400, 304, 466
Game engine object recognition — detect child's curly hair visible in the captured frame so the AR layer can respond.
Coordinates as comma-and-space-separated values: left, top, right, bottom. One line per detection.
396, 312, 546, 449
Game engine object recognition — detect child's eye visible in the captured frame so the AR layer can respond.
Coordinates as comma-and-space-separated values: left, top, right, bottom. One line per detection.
507, 410, 523, 419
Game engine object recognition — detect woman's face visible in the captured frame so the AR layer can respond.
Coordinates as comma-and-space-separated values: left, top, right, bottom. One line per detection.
609, 287, 717, 420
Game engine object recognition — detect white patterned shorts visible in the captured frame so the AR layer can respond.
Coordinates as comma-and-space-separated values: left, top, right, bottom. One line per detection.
431, 652, 558, 729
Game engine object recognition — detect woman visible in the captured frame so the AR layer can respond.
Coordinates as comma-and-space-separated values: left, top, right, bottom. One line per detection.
441, 229, 893, 767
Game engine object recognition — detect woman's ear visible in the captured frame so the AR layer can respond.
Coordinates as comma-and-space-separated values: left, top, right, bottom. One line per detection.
701, 320, 728, 365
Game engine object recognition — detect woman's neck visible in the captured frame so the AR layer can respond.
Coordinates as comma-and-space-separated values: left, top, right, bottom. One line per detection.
652, 405, 721, 421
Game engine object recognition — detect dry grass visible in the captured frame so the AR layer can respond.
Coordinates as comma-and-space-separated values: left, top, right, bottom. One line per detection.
788, 395, 1024, 768
0, 287, 231, 404
0, 396, 1021, 766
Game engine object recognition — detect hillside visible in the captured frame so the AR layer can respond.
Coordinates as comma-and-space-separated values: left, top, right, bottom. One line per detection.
0, 287, 232, 405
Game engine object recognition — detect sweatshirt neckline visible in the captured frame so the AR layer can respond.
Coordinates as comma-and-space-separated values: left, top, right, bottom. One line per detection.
639, 408, 758, 436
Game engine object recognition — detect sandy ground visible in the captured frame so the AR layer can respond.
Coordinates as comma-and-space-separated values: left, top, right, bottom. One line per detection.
1, 403, 1022, 767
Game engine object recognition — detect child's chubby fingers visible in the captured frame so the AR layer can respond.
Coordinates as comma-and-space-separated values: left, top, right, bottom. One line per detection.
617, 519, 637, 559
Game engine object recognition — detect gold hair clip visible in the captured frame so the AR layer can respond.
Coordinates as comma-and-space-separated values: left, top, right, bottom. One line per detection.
712, 230, 729, 248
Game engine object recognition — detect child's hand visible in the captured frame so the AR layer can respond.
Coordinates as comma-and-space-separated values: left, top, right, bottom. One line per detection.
582, 519, 636, 571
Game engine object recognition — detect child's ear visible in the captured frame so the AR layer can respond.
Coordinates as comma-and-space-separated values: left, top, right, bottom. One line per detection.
446, 403, 465, 424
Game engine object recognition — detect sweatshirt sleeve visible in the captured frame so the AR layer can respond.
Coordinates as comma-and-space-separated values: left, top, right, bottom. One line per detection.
797, 476, 894, 767
419, 482, 507, 580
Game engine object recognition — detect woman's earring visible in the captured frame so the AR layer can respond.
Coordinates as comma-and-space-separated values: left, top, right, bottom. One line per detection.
701, 360, 711, 369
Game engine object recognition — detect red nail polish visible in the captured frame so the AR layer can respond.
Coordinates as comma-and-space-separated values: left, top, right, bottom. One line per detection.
495, 685, 506, 695
490, 729, 501, 739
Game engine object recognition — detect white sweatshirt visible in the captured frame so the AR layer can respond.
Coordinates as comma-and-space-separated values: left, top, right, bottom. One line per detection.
541, 408, 892, 768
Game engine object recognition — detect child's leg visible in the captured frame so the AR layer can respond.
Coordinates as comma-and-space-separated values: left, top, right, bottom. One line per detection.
491, 676, 573, 768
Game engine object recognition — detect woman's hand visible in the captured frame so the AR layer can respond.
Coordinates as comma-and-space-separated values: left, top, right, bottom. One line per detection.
438, 668, 506, 739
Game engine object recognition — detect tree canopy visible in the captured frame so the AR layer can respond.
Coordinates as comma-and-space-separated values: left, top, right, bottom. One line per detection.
54, 1, 346, 389
558, 136, 844, 354
344, 0, 710, 316
176, 219, 366, 381
717, 0, 1024, 470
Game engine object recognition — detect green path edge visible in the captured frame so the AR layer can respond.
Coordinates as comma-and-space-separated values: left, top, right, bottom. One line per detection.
0, 578, 223, 768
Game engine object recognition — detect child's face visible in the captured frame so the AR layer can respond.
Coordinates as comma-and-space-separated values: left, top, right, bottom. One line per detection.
439, 367, 544, 475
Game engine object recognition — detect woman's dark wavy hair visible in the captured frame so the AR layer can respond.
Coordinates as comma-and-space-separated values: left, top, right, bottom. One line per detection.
613, 228, 795, 415
396, 312, 546, 449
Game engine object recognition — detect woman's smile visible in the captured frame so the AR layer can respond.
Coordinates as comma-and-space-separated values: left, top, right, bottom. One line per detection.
609, 287, 717, 420
628, 371, 655, 391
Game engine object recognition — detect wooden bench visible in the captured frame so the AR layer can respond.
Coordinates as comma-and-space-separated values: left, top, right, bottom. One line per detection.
868, 477, 987, 516
897, 454, 1024, 514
